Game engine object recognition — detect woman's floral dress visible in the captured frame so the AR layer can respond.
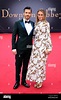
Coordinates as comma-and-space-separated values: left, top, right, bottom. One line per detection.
26, 21, 52, 83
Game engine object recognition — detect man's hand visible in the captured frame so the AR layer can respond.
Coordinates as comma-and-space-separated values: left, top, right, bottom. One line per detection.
12, 49, 17, 55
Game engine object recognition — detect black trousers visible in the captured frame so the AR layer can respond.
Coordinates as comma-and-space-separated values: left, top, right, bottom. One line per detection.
15, 49, 32, 84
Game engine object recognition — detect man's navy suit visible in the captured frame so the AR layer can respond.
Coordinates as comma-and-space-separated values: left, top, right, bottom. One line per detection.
12, 19, 34, 84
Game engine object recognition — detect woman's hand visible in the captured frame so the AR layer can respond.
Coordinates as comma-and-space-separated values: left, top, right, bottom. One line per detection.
44, 50, 50, 55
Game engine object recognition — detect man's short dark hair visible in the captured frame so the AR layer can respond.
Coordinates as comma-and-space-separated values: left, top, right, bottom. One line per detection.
23, 6, 32, 12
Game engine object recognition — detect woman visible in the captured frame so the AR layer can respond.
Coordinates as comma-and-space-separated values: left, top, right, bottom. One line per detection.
26, 9, 52, 88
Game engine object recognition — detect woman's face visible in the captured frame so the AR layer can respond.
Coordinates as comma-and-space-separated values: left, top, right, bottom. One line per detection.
37, 11, 45, 21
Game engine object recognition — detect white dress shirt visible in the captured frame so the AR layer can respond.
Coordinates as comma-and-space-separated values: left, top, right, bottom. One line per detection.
23, 18, 33, 35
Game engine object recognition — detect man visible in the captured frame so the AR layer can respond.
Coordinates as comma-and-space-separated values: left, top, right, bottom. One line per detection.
12, 6, 34, 89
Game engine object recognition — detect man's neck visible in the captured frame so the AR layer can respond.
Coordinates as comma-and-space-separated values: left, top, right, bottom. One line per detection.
23, 18, 30, 21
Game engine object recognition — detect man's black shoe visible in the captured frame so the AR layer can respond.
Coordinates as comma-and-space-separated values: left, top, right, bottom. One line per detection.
13, 83, 20, 89
22, 82, 30, 88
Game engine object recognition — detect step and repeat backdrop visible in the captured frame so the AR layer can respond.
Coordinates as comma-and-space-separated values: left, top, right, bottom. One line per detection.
0, 0, 61, 33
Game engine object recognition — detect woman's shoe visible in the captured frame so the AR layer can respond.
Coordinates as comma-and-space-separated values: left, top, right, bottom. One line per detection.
36, 82, 42, 88
34, 84, 37, 88
34, 82, 42, 88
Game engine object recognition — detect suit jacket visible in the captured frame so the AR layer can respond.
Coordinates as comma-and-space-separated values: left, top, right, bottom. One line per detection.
12, 19, 34, 54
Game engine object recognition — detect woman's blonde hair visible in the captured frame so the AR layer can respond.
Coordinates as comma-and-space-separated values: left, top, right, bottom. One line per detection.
36, 9, 46, 23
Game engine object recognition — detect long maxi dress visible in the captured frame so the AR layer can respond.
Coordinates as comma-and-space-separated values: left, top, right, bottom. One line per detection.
26, 21, 52, 84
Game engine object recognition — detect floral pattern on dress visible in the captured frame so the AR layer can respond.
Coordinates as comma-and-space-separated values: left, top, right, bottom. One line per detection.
26, 21, 52, 83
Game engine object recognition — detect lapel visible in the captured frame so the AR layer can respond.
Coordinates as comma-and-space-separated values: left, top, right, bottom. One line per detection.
20, 19, 25, 29
30, 21, 34, 34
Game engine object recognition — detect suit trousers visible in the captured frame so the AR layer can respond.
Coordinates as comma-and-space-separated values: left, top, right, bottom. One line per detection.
15, 49, 32, 84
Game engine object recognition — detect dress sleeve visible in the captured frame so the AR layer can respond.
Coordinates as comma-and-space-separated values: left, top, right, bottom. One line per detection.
45, 22, 52, 52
